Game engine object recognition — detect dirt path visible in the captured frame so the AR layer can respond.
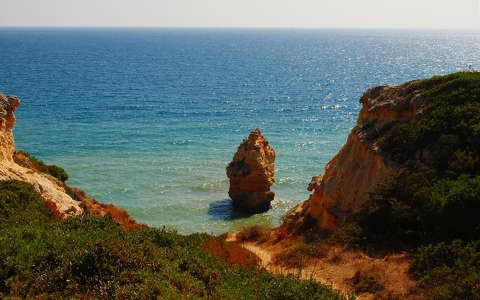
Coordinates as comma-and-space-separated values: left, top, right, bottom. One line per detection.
227, 232, 420, 300
242, 243, 272, 267
242, 241, 347, 294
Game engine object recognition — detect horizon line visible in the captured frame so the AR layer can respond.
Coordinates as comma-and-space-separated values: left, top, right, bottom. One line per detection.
0, 25, 479, 31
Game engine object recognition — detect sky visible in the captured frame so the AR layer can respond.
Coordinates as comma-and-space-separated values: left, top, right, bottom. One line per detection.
1, 0, 480, 29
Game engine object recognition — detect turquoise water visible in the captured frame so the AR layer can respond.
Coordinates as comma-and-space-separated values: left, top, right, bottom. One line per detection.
1, 28, 479, 234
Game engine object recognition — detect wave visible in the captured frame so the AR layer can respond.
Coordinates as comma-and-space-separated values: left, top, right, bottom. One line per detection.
189, 178, 229, 192
275, 177, 306, 186
170, 139, 195, 145
321, 104, 347, 110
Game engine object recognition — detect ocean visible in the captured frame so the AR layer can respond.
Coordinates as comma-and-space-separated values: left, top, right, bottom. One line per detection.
0, 28, 479, 234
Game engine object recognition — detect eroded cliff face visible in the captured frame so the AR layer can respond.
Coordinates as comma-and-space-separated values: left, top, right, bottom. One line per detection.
304, 81, 429, 228
227, 129, 276, 213
0, 93, 20, 162
0, 92, 83, 217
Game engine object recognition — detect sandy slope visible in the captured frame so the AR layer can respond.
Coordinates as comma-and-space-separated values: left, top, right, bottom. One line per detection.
228, 232, 421, 299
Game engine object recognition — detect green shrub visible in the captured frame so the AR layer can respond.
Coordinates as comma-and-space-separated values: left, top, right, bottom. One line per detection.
411, 240, 480, 300
14, 150, 69, 182
417, 175, 480, 242
0, 180, 348, 299
356, 172, 480, 250
327, 222, 365, 247
64, 185, 82, 202
380, 72, 480, 167
348, 72, 480, 298
378, 123, 419, 163
357, 73, 480, 246
45, 164, 69, 182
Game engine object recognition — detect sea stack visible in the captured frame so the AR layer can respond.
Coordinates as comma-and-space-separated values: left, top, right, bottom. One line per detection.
226, 129, 276, 213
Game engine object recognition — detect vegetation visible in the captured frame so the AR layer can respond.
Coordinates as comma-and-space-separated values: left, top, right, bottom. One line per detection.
330, 72, 480, 298
5, 72, 478, 298
379, 71, 480, 167
411, 240, 480, 300
273, 242, 327, 268
0, 180, 347, 299
237, 225, 271, 243
14, 150, 69, 182
358, 72, 480, 246
348, 270, 384, 295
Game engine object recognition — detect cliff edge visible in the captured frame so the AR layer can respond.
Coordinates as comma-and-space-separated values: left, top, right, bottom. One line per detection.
0, 92, 83, 216
251, 72, 480, 299
298, 81, 429, 229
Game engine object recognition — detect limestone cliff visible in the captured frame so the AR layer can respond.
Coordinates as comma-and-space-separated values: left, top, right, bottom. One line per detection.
0, 92, 83, 216
227, 129, 276, 213
302, 81, 429, 228
0, 93, 20, 162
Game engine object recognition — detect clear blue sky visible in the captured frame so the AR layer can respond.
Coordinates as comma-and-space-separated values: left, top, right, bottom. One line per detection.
1, 0, 480, 29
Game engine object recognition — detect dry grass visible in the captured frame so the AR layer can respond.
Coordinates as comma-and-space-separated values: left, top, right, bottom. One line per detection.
68, 186, 87, 198
68, 186, 146, 230
347, 269, 385, 294
103, 203, 145, 230
45, 200, 64, 220
346, 255, 423, 299
234, 232, 424, 300
273, 241, 328, 268
203, 237, 259, 267
237, 225, 270, 243
13, 150, 34, 169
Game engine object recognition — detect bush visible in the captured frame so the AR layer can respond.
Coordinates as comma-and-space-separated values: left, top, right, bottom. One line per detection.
45, 164, 69, 182
380, 72, 480, 167
411, 240, 480, 300
354, 166, 435, 249
346, 72, 480, 298
417, 175, 480, 242
14, 150, 69, 182
327, 222, 365, 247
348, 270, 385, 294
237, 225, 270, 243
378, 123, 419, 163
355, 72, 480, 245
0, 180, 348, 299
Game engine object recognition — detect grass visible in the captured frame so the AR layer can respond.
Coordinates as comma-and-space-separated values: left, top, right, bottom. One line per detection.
273, 241, 328, 268
0, 179, 348, 299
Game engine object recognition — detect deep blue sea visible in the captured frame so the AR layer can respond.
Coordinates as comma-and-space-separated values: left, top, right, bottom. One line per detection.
1, 28, 479, 234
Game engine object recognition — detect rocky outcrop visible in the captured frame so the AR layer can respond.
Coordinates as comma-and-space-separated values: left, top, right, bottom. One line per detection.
0, 93, 20, 162
303, 81, 429, 228
227, 129, 276, 213
0, 92, 83, 217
